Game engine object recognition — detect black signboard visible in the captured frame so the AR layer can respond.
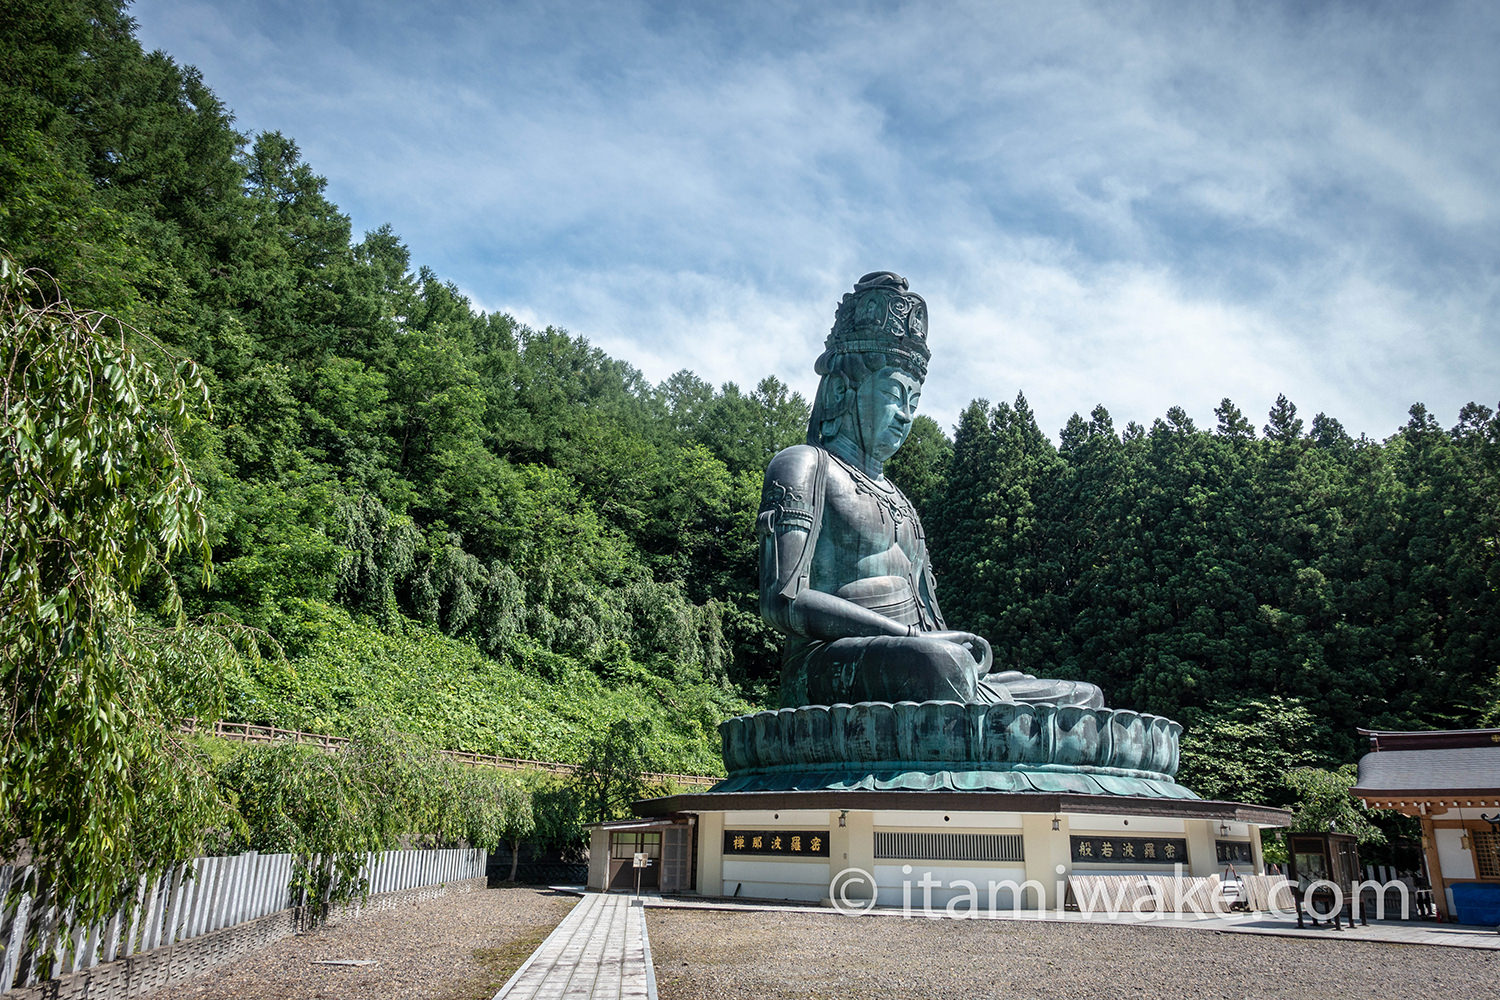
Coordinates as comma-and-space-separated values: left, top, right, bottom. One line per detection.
724, 830, 830, 857
1070, 835, 1189, 865
1216, 839, 1254, 864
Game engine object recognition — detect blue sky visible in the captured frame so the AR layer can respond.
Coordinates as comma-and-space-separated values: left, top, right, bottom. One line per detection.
130, 0, 1499, 440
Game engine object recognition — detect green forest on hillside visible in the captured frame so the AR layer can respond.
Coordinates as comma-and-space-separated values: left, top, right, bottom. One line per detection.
926, 394, 1500, 764
4, 1, 1499, 892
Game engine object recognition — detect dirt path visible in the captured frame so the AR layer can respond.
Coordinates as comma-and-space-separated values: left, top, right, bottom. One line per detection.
647, 906, 1500, 1000
155, 886, 577, 1000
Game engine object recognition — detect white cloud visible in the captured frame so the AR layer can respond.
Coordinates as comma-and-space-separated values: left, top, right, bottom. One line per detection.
130, 0, 1500, 441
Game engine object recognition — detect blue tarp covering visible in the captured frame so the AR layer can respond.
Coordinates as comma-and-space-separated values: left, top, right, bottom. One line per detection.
1451, 882, 1500, 926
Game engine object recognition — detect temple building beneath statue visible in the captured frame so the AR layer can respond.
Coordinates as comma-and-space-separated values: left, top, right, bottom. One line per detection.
589, 789, 1290, 909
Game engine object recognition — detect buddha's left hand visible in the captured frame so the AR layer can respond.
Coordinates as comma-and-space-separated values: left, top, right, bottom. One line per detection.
922, 630, 993, 677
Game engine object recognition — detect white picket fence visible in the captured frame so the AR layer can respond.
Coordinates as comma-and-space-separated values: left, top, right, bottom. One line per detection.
0, 847, 485, 994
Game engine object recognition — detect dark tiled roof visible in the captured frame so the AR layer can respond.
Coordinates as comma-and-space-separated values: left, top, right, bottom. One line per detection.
1355, 746, 1500, 794
1359, 727, 1500, 752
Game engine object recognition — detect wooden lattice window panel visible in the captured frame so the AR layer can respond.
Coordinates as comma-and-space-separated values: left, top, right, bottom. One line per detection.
874, 832, 1025, 862
1476, 831, 1500, 880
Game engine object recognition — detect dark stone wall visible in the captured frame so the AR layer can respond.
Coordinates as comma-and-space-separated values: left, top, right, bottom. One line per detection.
486, 846, 588, 887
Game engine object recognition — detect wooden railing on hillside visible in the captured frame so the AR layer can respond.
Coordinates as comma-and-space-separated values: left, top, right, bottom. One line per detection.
179, 719, 720, 787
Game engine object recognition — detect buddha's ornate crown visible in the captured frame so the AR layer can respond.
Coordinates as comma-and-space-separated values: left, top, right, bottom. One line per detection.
817, 271, 930, 379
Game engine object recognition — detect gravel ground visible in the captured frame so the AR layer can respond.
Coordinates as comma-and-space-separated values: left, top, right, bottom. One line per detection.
647, 907, 1500, 1000
156, 886, 577, 1000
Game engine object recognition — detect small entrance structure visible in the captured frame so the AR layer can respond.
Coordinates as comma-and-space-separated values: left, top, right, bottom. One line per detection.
588, 817, 694, 894
1352, 727, 1500, 925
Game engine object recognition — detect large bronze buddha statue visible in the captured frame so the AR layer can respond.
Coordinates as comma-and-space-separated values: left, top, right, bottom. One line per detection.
758, 272, 1104, 710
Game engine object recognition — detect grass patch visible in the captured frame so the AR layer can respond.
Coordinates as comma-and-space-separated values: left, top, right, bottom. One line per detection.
436, 928, 557, 1000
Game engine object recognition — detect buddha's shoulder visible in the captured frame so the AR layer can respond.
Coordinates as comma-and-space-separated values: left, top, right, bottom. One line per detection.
763, 444, 825, 485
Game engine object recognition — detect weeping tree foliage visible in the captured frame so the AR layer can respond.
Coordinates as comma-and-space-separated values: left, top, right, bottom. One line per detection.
575, 718, 653, 824
499, 774, 538, 882
214, 727, 526, 925
334, 492, 419, 623
530, 773, 585, 853
0, 257, 245, 921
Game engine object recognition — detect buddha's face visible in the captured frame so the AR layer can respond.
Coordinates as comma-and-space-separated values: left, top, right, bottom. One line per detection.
860, 366, 922, 463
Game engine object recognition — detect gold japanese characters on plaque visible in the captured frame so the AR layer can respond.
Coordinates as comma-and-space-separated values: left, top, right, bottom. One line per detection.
723, 830, 831, 857
1069, 836, 1189, 865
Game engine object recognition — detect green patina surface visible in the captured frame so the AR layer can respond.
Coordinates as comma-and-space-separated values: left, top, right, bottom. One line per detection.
757, 272, 1103, 709
711, 769, 1197, 797
736, 275, 1196, 801
716, 701, 1196, 798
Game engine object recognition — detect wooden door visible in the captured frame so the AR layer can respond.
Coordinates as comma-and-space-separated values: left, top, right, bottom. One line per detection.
607, 831, 661, 891
660, 826, 690, 894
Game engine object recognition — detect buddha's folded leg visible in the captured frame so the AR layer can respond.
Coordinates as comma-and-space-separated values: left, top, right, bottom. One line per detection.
980, 673, 1105, 708
803, 635, 982, 705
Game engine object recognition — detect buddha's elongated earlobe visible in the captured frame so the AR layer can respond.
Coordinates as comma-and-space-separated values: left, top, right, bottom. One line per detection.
818, 372, 850, 442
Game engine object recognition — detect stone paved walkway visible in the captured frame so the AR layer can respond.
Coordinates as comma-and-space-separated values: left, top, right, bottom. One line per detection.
493, 892, 656, 1000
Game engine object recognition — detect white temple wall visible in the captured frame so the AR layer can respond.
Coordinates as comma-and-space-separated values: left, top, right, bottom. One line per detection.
669, 807, 1275, 910
1436, 828, 1476, 879
721, 858, 829, 902
871, 864, 1030, 908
